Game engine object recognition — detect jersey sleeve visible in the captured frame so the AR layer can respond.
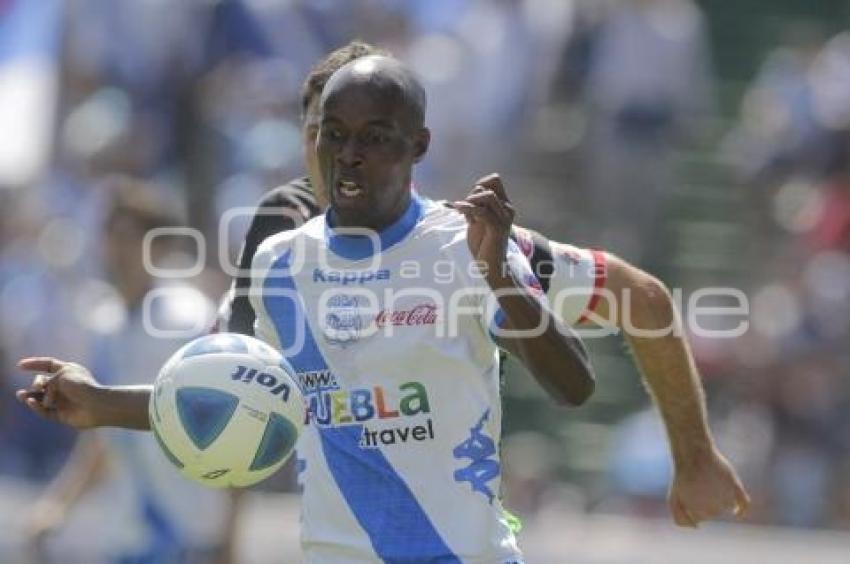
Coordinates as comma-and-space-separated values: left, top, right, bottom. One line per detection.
480, 239, 549, 339
547, 243, 607, 326
215, 186, 314, 335
510, 226, 607, 326
247, 237, 284, 350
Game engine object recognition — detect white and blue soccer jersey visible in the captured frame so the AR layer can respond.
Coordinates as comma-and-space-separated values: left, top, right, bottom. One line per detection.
250, 194, 541, 563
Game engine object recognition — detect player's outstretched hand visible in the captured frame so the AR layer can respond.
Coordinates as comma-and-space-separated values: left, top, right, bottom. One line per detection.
453, 173, 515, 281
668, 447, 751, 527
15, 357, 103, 429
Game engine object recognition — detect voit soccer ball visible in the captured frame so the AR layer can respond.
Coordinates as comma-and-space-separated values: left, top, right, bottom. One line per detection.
150, 333, 305, 488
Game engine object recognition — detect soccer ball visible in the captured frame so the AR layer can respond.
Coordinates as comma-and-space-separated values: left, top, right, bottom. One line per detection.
149, 333, 304, 488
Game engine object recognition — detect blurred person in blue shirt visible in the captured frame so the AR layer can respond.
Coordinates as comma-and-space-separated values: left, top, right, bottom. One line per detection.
25, 177, 238, 564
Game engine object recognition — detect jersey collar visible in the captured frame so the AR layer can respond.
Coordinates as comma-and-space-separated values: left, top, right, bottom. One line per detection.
325, 191, 425, 261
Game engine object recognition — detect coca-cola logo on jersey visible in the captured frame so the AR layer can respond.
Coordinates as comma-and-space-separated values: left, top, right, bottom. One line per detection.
376, 304, 438, 328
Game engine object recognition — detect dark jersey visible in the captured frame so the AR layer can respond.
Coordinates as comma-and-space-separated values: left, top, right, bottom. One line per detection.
215, 177, 321, 335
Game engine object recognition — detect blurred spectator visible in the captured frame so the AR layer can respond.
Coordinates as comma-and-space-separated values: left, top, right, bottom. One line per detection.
579, 0, 715, 266
26, 178, 233, 563
720, 22, 825, 188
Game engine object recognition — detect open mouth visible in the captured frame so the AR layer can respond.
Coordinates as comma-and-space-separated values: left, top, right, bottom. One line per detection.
338, 180, 363, 198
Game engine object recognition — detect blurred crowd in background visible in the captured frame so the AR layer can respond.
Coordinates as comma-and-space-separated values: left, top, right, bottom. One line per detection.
1, 0, 850, 550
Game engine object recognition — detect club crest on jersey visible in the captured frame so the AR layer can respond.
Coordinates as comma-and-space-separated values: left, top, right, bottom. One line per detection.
322, 293, 369, 345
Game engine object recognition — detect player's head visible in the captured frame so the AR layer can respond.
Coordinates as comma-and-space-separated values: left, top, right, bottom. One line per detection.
102, 176, 180, 306
317, 55, 430, 231
301, 41, 389, 206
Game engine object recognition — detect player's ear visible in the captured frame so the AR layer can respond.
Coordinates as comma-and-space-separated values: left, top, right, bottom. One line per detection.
412, 128, 430, 163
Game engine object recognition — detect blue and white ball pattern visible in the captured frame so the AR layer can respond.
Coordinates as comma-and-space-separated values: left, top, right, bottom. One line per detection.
150, 333, 305, 488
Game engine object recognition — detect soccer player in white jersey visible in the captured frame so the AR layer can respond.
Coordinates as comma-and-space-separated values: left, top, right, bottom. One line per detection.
14, 56, 593, 562
13, 46, 750, 557
218, 41, 749, 530
247, 55, 593, 562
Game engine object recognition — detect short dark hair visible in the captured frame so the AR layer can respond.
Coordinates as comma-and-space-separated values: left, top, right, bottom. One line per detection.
323, 55, 427, 129
300, 41, 389, 117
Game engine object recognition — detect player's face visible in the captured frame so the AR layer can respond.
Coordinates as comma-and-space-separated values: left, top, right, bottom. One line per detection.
302, 95, 328, 207
317, 83, 425, 231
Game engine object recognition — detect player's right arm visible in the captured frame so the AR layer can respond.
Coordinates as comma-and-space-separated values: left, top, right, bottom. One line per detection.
15, 357, 152, 431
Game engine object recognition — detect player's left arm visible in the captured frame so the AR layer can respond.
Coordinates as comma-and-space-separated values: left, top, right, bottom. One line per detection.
454, 174, 594, 406
585, 253, 750, 526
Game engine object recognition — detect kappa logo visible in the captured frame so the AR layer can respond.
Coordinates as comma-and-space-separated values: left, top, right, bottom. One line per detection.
453, 410, 499, 503
313, 267, 390, 285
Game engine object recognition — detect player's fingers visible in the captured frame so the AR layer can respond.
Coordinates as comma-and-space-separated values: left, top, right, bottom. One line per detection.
671, 496, 698, 528
499, 200, 515, 224
17, 357, 67, 374
27, 373, 50, 392
452, 201, 480, 224
733, 479, 751, 518
484, 196, 513, 227
457, 195, 511, 232
16, 388, 46, 405
466, 190, 507, 218
476, 173, 510, 203
467, 190, 513, 226
43, 380, 58, 409
463, 192, 501, 221
475, 173, 500, 186
24, 373, 58, 409
453, 200, 481, 215
465, 188, 497, 203
473, 205, 503, 230
24, 397, 57, 421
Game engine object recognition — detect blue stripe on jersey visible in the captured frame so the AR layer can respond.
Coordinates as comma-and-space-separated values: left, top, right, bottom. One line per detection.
489, 308, 507, 343
263, 250, 460, 563
320, 426, 462, 563
325, 192, 424, 260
